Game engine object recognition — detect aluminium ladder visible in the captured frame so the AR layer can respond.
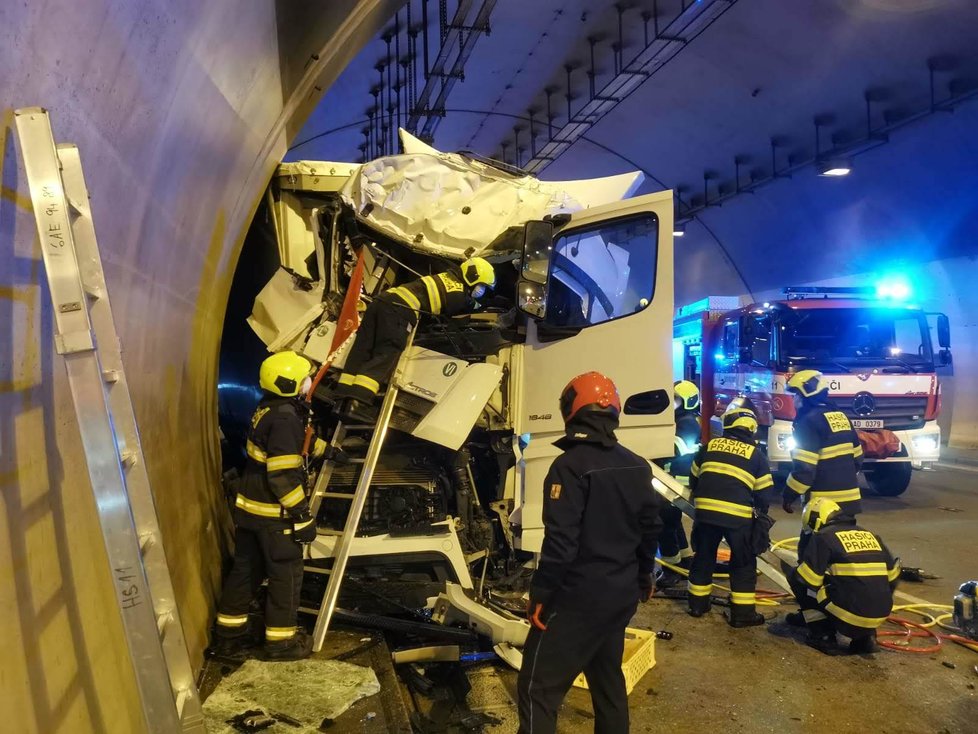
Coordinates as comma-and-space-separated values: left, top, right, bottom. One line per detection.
15, 107, 205, 733
309, 324, 417, 652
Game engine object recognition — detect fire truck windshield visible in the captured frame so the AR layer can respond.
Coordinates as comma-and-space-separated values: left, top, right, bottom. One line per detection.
779, 307, 934, 372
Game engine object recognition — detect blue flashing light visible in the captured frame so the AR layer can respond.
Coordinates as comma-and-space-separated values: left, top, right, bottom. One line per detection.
875, 278, 911, 301
714, 351, 726, 362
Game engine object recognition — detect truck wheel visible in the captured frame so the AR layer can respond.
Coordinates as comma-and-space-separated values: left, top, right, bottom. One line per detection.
869, 463, 912, 497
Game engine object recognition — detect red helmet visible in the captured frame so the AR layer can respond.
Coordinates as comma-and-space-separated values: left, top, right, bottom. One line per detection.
560, 372, 621, 423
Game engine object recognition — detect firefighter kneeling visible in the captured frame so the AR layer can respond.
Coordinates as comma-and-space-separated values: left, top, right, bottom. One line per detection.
788, 497, 900, 654
687, 407, 774, 627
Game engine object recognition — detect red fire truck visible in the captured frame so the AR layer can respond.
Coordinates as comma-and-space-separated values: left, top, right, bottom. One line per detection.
674, 287, 952, 496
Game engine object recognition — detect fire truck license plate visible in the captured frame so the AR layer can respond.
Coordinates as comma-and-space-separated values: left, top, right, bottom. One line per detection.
852, 419, 884, 429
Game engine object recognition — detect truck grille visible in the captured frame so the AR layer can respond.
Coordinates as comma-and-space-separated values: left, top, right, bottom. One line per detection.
839, 395, 928, 431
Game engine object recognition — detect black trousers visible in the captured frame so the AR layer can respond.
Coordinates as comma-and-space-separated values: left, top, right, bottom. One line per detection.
687, 522, 756, 616
336, 297, 416, 403
215, 521, 303, 644
517, 604, 633, 734
788, 573, 874, 640
658, 505, 690, 562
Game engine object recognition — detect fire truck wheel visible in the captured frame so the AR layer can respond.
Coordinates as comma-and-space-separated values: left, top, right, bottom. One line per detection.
869, 463, 912, 497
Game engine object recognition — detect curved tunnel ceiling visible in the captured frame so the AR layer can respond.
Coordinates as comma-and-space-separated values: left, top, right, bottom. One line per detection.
294, 0, 978, 303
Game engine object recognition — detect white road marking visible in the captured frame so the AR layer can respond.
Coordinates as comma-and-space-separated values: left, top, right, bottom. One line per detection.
935, 462, 978, 474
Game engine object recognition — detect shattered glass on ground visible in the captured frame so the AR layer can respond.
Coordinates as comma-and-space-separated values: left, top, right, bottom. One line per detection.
202, 658, 380, 733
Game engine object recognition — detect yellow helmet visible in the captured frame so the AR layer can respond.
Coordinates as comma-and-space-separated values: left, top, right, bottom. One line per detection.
787, 369, 829, 399
259, 351, 313, 397
461, 257, 496, 289
722, 406, 758, 435
802, 497, 842, 533
674, 380, 700, 411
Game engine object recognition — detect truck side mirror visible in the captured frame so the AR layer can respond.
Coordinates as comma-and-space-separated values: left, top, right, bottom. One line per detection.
517, 220, 554, 319
938, 349, 953, 367
937, 313, 951, 349
520, 220, 553, 285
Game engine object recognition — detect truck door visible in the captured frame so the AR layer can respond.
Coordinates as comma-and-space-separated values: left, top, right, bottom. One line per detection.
513, 191, 674, 552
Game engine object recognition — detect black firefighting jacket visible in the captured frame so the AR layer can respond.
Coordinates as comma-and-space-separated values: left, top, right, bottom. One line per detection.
786, 401, 864, 515
794, 515, 899, 632
689, 428, 774, 528
529, 412, 664, 614
669, 408, 702, 484
386, 267, 475, 316
236, 396, 311, 527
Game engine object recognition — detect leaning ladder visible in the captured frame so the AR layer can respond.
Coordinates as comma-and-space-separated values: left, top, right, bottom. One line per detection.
15, 108, 205, 733
310, 324, 417, 652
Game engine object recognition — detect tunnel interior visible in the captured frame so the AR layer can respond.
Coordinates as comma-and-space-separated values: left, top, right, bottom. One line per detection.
3, 1, 978, 732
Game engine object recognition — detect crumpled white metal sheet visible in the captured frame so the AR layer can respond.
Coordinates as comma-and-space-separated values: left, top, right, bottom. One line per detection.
337, 129, 644, 258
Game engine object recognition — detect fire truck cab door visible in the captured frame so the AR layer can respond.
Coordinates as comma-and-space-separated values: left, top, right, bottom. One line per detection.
514, 190, 675, 552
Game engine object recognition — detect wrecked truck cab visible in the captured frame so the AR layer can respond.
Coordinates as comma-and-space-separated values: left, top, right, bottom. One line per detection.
240, 129, 677, 626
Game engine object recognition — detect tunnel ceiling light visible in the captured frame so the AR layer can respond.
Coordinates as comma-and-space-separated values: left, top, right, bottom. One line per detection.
817, 158, 852, 177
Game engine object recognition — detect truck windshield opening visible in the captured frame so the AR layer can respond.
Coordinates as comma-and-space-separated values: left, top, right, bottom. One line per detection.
780, 308, 934, 372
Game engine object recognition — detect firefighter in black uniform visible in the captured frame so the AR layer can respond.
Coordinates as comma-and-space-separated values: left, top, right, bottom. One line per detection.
335, 257, 496, 422
657, 380, 701, 588
687, 407, 774, 626
214, 351, 320, 660
782, 370, 864, 558
783, 369, 864, 514
788, 497, 900, 654
517, 372, 663, 734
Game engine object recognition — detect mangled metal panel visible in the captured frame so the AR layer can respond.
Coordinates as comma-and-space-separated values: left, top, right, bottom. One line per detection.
337, 130, 645, 259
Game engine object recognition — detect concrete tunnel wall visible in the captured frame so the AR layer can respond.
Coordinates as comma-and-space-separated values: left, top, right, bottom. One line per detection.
0, 2, 399, 732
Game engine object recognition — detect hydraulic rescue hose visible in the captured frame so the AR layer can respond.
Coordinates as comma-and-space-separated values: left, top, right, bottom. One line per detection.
664, 535, 978, 654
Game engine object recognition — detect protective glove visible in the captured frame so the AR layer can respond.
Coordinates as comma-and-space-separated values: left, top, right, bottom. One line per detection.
293, 514, 317, 543
638, 572, 655, 602
526, 599, 549, 631
312, 438, 328, 459
782, 493, 797, 514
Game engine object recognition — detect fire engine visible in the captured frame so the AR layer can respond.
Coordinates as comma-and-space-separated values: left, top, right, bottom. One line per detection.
674, 287, 952, 496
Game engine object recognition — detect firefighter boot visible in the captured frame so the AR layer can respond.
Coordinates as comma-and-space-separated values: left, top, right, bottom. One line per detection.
339, 398, 377, 426
785, 611, 806, 627
263, 630, 313, 662
687, 594, 711, 618
804, 620, 838, 655
656, 566, 685, 590
848, 633, 880, 655
207, 629, 260, 661
728, 606, 765, 628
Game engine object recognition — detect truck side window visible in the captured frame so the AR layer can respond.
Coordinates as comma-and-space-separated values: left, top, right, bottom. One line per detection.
723, 320, 739, 360
751, 314, 772, 366
545, 214, 658, 328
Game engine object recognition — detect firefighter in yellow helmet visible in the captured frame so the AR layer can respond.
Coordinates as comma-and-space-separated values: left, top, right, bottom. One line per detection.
335, 257, 496, 423
213, 351, 318, 661
687, 406, 774, 626
787, 497, 900, 654
783, 370, 865, 560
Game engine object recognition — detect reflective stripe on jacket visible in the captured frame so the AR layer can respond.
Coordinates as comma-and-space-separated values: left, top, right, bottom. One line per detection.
689, 430, 773, 528
236, 397, 310, 523
794, 519, 899, 630
786, 403, 863, 515
385, 269, 472, 316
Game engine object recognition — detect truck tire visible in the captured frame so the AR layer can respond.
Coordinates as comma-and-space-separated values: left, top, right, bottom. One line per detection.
870, 463, 912, 497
